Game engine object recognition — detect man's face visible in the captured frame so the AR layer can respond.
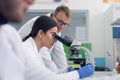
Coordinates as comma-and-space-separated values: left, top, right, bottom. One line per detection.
0, 0, 34, 23
53, 12, 71, 32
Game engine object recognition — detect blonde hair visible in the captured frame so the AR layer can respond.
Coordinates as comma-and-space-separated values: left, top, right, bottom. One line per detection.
54, 5, 72, 19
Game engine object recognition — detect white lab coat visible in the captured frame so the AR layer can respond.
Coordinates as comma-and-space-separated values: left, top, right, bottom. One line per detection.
0, 24, 79, 80
23, 37, 79, 80
18, 16, 39, 39
19, 13, 68, 73
39, 33, 68, 73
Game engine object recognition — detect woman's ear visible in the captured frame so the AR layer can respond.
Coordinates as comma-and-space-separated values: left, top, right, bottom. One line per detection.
38, 30, 43, 38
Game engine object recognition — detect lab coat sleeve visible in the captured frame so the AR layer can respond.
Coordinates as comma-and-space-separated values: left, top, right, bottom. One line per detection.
0, 25, 25, 80
25, 49, 80, 80
52, 41, 68, 69
59, 71, 79, 80
39, 47, 58, 72
25, 52, 80, 80
18, 16, 39, 39
40, 47, 68, 74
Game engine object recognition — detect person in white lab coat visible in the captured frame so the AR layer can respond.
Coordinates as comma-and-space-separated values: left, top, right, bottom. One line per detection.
0, 0, 35, 80
22, 15, 94, 79
0, 0, 58, 80
19, 5, 72, 72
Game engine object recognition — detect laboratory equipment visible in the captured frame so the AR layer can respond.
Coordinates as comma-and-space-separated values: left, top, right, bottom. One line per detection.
54, 34, 94, 66
112, 19, 120, 73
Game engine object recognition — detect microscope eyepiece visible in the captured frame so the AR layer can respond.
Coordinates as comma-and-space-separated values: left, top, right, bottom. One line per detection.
54, 34, 72, 46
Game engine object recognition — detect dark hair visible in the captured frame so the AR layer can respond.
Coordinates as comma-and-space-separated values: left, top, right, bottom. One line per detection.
23, 15, 57, 41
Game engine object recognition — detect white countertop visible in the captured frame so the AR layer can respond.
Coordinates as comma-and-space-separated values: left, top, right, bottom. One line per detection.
79, 71, 117, 80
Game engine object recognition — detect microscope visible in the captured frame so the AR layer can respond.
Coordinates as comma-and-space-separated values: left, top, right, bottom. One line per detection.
54, 34, 94, 68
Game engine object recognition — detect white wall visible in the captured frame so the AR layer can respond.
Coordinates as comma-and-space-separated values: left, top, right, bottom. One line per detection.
29, 0, 111, 57
104, 5, 114, 70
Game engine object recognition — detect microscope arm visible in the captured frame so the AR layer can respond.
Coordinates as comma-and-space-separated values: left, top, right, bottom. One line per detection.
79, 46, 94, 66
54, 34, 94, 65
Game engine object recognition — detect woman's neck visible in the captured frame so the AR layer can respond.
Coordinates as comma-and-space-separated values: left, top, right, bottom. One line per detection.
34, 37, 43, 53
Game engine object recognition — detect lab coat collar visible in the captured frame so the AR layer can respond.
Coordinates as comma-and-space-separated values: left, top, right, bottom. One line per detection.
26, 37, 39, 55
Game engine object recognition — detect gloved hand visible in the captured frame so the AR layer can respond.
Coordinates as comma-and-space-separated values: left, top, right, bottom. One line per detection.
68, 66, 74, 72
77, 64, 94, 79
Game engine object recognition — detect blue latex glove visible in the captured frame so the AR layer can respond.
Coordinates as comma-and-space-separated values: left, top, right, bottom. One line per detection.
68, 66, 74, 72
77, 64, 94, 79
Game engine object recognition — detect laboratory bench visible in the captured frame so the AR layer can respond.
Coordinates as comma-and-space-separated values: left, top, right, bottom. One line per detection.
79, 71, 116, 80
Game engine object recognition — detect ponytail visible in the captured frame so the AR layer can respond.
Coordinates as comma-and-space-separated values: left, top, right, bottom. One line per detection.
22, 33, 31, 42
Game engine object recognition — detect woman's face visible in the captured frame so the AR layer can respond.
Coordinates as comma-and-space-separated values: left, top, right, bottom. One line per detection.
41, 27, 58, 49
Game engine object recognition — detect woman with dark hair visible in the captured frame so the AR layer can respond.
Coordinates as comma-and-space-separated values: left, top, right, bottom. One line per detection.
23, 15, 59, 68
23, 15, 58, 53
22, 15, 94, 80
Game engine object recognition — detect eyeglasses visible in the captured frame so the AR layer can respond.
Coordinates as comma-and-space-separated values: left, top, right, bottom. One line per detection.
54, 15, 69, 27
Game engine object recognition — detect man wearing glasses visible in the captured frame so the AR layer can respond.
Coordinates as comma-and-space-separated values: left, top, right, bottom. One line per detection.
44, 5, 72, 73
19, 5, 72, 73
